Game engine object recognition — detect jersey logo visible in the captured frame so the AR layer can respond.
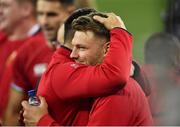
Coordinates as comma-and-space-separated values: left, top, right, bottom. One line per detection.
70, 63, 79, 69
33, 63, 47, 76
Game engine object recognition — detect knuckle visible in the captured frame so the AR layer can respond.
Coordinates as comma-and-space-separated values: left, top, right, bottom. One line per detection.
23, 118, 27, 123
23, 111, 27, 117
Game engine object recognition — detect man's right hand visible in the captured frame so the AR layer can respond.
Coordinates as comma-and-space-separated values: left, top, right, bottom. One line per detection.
21, 96, 48, 126
93, 13, 126, 30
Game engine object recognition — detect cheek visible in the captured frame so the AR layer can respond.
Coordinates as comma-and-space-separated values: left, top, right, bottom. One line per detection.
87, 52, 99, 62
49, 18, 61, 28
8, 13, 19, 23
54, 15, 65, 25
11, 7, 20, 16
59, 13, 67, 22
92, 49, 104, 62
3, 10, 11, 17
77, 52, 90, 63
78, 52, 86, 59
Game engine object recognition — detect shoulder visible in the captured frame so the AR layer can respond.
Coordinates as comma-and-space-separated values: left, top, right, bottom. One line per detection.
122, 78, 146, 97
93, 78, 146, 104
15, 32, 46, 59
20, 32, 45, 52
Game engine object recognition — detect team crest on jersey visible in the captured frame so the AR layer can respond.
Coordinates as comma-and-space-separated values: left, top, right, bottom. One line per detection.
33, 63, 47, 76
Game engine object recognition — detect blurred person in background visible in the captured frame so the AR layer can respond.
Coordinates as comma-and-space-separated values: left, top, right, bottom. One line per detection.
21, 11, 153, 126
144, 32, 180, 125
0, 0, 42, 124
3, 0, 96, 126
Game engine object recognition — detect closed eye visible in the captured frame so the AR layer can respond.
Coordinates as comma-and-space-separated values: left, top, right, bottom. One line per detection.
77, 46, 87, 51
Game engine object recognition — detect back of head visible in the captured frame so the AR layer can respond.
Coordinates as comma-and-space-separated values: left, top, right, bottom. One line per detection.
63, 8, 97, 44
145, 32, 180, 70
72, 11, 110, 42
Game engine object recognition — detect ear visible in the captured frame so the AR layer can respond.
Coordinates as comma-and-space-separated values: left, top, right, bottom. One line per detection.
103, 42, 110, 56
57, 24, 65, 45
130, 63, 135, 76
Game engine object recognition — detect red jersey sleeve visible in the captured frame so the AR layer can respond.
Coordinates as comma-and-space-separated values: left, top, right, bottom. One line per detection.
12, 32, 47, 92
12, 47, 31, 92
51, 28, 133, 100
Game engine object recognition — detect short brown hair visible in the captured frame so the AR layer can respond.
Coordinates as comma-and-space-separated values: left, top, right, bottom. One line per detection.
72, 12, 110, 41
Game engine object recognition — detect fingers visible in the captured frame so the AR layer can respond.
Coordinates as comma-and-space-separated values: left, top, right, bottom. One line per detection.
21, 101, 32, 119
93, 15, 106, 24
93, 12, 126, 30
115, 16, 126, 30
23, 106, 31, 119
21, 100, 30, 109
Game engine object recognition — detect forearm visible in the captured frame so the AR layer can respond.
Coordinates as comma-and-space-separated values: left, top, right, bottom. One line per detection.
3, 89, 24, 125
100, 28, 132, 85
3, 110, 20, 125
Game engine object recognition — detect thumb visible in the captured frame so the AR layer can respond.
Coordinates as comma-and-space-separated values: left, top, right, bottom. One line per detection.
39, 96, 47, 107
93, 15, 105, 24
21, 100, 30, 109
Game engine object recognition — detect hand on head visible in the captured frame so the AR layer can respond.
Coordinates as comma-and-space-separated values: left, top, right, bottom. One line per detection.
21, 96, 48, 126
93, 13, 126, 30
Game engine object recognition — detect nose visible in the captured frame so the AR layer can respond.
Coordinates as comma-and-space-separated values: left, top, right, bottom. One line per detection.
39, 15, 48, 27
70, 48, 78, 59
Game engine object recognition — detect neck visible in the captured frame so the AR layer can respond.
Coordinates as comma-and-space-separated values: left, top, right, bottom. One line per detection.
8, 17, 37, 41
